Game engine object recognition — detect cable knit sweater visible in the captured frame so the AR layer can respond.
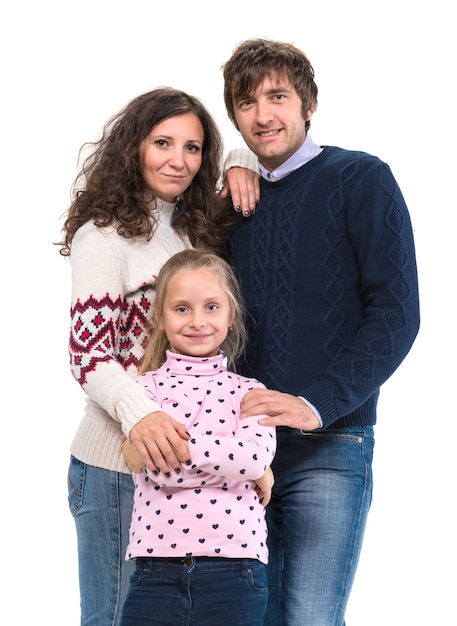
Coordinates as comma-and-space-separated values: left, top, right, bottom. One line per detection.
69, 200, 191, 473
228, 146, 420, 429
127, 351, 276, 564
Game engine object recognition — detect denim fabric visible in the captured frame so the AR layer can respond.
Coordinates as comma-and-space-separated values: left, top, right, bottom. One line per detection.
265, 426, 374, 626
120, 557, 268, 626
67, 456, 135, 626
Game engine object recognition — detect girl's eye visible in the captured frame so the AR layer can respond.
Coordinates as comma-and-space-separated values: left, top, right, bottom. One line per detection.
176, 306, 188, 313
207, 304, 218, 311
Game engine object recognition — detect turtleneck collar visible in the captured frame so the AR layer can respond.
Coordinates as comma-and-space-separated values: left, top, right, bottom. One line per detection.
162, 350, 225, 376
153, 198, 177, 229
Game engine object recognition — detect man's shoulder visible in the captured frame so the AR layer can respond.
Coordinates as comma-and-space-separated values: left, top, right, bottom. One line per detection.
321, 145, 385, 167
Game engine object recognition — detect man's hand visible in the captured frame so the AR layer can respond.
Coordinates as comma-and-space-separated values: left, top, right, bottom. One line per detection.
129, 411, 191, 475
240, 388, 321, 431
219, 167, 260, 217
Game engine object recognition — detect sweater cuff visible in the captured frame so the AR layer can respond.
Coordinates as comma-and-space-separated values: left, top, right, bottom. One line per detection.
302, 382, 340, 428
298, 396, 323, 427
224, 148, 259, 174
117, 390, 162, 438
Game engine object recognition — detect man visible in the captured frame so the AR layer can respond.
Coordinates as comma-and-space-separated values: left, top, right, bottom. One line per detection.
222, 38, 420, 626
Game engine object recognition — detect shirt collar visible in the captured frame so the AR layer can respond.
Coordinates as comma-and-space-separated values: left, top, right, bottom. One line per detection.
258, 133, 322, 182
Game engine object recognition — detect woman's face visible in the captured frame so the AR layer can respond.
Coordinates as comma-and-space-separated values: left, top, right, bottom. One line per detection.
139, 112, 204, 202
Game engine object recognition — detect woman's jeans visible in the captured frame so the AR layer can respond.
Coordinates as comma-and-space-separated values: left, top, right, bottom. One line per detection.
67, 456, 135, 626
265, 426, 374, 626
120, 556, 268, 626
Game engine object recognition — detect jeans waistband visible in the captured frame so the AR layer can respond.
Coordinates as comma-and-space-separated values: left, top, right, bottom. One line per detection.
137, 556, 243, 565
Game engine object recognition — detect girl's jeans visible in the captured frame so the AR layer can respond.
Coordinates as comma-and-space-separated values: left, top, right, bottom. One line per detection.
120, 556, 267, 625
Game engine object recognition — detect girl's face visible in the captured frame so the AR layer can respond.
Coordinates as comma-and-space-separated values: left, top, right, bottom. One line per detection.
139, 112, 204, 202
158, 268, 233, 359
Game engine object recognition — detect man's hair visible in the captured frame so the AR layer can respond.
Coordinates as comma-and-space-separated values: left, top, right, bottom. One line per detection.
222, 38, 318, 131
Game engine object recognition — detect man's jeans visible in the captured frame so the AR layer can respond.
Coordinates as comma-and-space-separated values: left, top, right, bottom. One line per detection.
265, 426, 374, 626
68, 456, 135, 626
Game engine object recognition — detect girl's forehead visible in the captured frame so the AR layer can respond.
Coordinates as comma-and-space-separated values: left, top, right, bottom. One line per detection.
167, 268, 226, 291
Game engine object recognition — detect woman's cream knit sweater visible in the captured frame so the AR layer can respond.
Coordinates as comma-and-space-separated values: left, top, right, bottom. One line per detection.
68, 201, 191, 473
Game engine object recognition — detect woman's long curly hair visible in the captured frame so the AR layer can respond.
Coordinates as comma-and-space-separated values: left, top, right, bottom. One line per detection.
57, 87, 233, 257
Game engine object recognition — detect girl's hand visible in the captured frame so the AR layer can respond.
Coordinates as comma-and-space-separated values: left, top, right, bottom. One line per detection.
254, 467, 275, 506
120, 435, 146, 473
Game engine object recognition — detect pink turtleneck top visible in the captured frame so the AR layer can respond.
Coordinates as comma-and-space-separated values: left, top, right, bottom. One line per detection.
126, 351, 277, 564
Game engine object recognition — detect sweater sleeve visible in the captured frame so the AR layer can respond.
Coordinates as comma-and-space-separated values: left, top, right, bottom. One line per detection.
303, 161, 420, 426
69, 224, 161, 435
186, 414, 276, 481
224, 148, 260, 175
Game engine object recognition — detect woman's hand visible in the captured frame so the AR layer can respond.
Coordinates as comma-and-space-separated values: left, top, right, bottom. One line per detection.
219, 167, 260, 217
129, 411, 191, 475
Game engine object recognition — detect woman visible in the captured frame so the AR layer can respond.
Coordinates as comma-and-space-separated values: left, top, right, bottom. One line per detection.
58, 87, 257, 626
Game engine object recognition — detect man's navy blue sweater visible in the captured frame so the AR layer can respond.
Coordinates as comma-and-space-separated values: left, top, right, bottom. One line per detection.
228, 146, 420, 429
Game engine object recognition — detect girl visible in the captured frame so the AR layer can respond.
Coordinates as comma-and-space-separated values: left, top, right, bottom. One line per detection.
58, 87, 258, 626
119, 249, 276, 626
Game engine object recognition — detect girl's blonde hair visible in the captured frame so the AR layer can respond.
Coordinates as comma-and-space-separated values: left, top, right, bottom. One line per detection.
140, 249, 247, 373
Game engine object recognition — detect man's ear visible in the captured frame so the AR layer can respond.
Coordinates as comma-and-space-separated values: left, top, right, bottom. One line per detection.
306, 106, 315, 121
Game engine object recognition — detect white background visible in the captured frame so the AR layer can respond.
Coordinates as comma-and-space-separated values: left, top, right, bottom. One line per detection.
1, 1, 455, 624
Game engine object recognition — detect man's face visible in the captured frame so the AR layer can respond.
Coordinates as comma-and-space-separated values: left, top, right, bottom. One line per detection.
232, 74, 313, 171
